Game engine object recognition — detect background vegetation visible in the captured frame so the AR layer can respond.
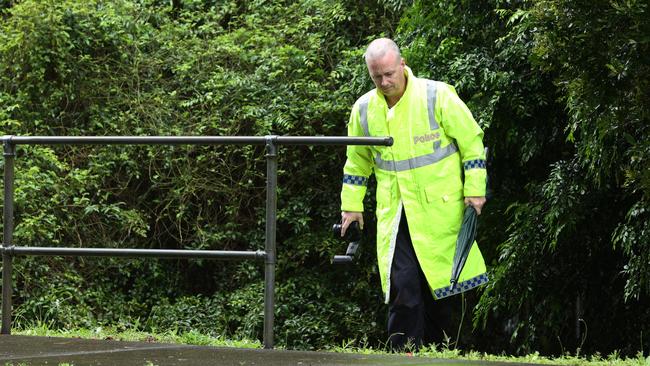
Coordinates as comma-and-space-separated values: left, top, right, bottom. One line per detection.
0, 0, 648, 356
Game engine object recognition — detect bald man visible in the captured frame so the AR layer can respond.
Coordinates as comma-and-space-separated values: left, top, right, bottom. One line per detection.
340, 38, 488, 350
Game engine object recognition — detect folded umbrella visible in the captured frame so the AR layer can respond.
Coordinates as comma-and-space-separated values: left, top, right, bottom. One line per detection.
449, 205, 478, 290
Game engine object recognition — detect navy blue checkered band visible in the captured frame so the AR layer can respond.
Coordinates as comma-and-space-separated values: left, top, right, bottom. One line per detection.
342, 174, 368, 186
433, 273, 489, 299
463, 159, 486, 170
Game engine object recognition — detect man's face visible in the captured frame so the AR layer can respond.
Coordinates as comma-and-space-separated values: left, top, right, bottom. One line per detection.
366, 51, 406, 99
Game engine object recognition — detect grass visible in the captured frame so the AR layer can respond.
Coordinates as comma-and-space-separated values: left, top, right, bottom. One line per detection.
4, 364, 74, 366
8, 326, 260, 366
330, 339, 650, 366
8, 326, 650, 366
14, 324, 261, 349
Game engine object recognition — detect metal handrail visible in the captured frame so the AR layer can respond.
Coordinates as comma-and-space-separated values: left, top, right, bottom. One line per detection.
2, 247, 267, 259
4, 135, 392, 146
1, 135, 392, 349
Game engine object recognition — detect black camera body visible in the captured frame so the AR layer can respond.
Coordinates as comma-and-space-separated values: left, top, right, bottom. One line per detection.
331, 221, 361, 242
331, 221, 362, 264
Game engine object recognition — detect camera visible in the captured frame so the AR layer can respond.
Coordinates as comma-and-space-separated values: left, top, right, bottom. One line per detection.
331, 221, 362, 264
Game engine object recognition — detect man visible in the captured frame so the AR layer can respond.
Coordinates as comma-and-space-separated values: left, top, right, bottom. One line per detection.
340, 38, 488, 350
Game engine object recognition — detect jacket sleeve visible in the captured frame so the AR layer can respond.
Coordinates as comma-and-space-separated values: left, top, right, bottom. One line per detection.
340, 102, 374, 212
438, 83, 487, 197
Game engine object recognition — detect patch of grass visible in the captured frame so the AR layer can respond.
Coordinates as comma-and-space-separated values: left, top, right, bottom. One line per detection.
331, 340, 650, 366
4, 363, 145, 366
15, 325, 260, 349
4, 364, 74, 366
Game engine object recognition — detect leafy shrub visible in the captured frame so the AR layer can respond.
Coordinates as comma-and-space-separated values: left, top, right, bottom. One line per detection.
0, 0, 398, 350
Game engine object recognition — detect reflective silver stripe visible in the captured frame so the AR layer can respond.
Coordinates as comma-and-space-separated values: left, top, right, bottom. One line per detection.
384, 200, 403, 304
427, 81, 439, 130
375, 143, 458, 172
358, 94, 370, 137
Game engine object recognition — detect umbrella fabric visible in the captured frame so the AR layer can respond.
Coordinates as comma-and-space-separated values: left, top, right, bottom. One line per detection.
450, 205, 478, 290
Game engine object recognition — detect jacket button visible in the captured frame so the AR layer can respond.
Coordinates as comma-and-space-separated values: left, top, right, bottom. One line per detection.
442, 195, 449, 202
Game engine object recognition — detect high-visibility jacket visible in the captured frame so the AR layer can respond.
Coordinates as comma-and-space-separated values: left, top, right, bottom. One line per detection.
341, 66, 488, 303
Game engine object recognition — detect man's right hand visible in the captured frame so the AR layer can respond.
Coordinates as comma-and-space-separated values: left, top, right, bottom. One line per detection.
341, 211, 364, 238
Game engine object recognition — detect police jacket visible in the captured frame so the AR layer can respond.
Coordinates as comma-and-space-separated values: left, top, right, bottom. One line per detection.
341, 66, 488, 302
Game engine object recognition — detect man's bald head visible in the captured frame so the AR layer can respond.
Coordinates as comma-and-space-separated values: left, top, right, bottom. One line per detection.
364, 38, 401, 64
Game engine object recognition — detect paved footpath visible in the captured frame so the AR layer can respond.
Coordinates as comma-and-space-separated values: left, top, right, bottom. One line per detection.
0, 335, 534, 366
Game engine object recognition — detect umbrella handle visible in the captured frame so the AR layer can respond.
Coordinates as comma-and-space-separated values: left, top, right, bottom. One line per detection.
449, 280, 458, 291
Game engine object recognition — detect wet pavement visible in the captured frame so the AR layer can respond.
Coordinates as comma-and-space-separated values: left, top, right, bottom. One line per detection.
0, 335, 534, 366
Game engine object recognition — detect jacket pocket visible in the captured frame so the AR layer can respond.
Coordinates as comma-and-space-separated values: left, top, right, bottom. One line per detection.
424, 185, 463, 204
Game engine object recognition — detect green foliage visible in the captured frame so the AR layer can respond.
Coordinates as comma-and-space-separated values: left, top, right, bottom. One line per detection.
398, 0, 649, 357
528, 0, 650, 300
0, 0, 397, 350
478, 0, 650, 355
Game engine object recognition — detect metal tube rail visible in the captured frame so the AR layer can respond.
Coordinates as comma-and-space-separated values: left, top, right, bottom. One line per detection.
0, 134, 393, 347
4, 135, 393, 146
3, 247, 266, 260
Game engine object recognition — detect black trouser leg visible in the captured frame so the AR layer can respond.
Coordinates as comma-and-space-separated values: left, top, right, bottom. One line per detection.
422, 276, 455, 346
387, 211, 456, 351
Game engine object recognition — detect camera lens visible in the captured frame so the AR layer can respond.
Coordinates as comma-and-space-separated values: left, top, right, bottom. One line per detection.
332, 222, 361, 242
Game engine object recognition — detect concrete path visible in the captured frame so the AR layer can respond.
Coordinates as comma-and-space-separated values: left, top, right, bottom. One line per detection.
0, 335, 532, 366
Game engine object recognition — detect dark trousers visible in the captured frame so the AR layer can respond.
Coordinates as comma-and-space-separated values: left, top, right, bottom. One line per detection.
387, 212, 456, 350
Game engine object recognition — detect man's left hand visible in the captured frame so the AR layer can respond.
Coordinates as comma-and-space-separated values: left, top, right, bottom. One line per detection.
464, 196, 486, 215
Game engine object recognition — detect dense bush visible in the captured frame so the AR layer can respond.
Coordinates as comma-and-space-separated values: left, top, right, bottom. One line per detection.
398, 0, 649, 356
0, 0, 397, 349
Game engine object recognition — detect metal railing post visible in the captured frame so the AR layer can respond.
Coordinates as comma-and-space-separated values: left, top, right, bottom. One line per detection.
263, 135, 278, 349
2, 136, 15, 334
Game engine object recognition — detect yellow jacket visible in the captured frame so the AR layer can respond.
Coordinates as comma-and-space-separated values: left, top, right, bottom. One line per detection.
341, 66, 488, 302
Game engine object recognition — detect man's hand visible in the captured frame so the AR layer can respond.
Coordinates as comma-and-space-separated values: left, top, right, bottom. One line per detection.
464, 196, 486, 215
341, 211, 364, 237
